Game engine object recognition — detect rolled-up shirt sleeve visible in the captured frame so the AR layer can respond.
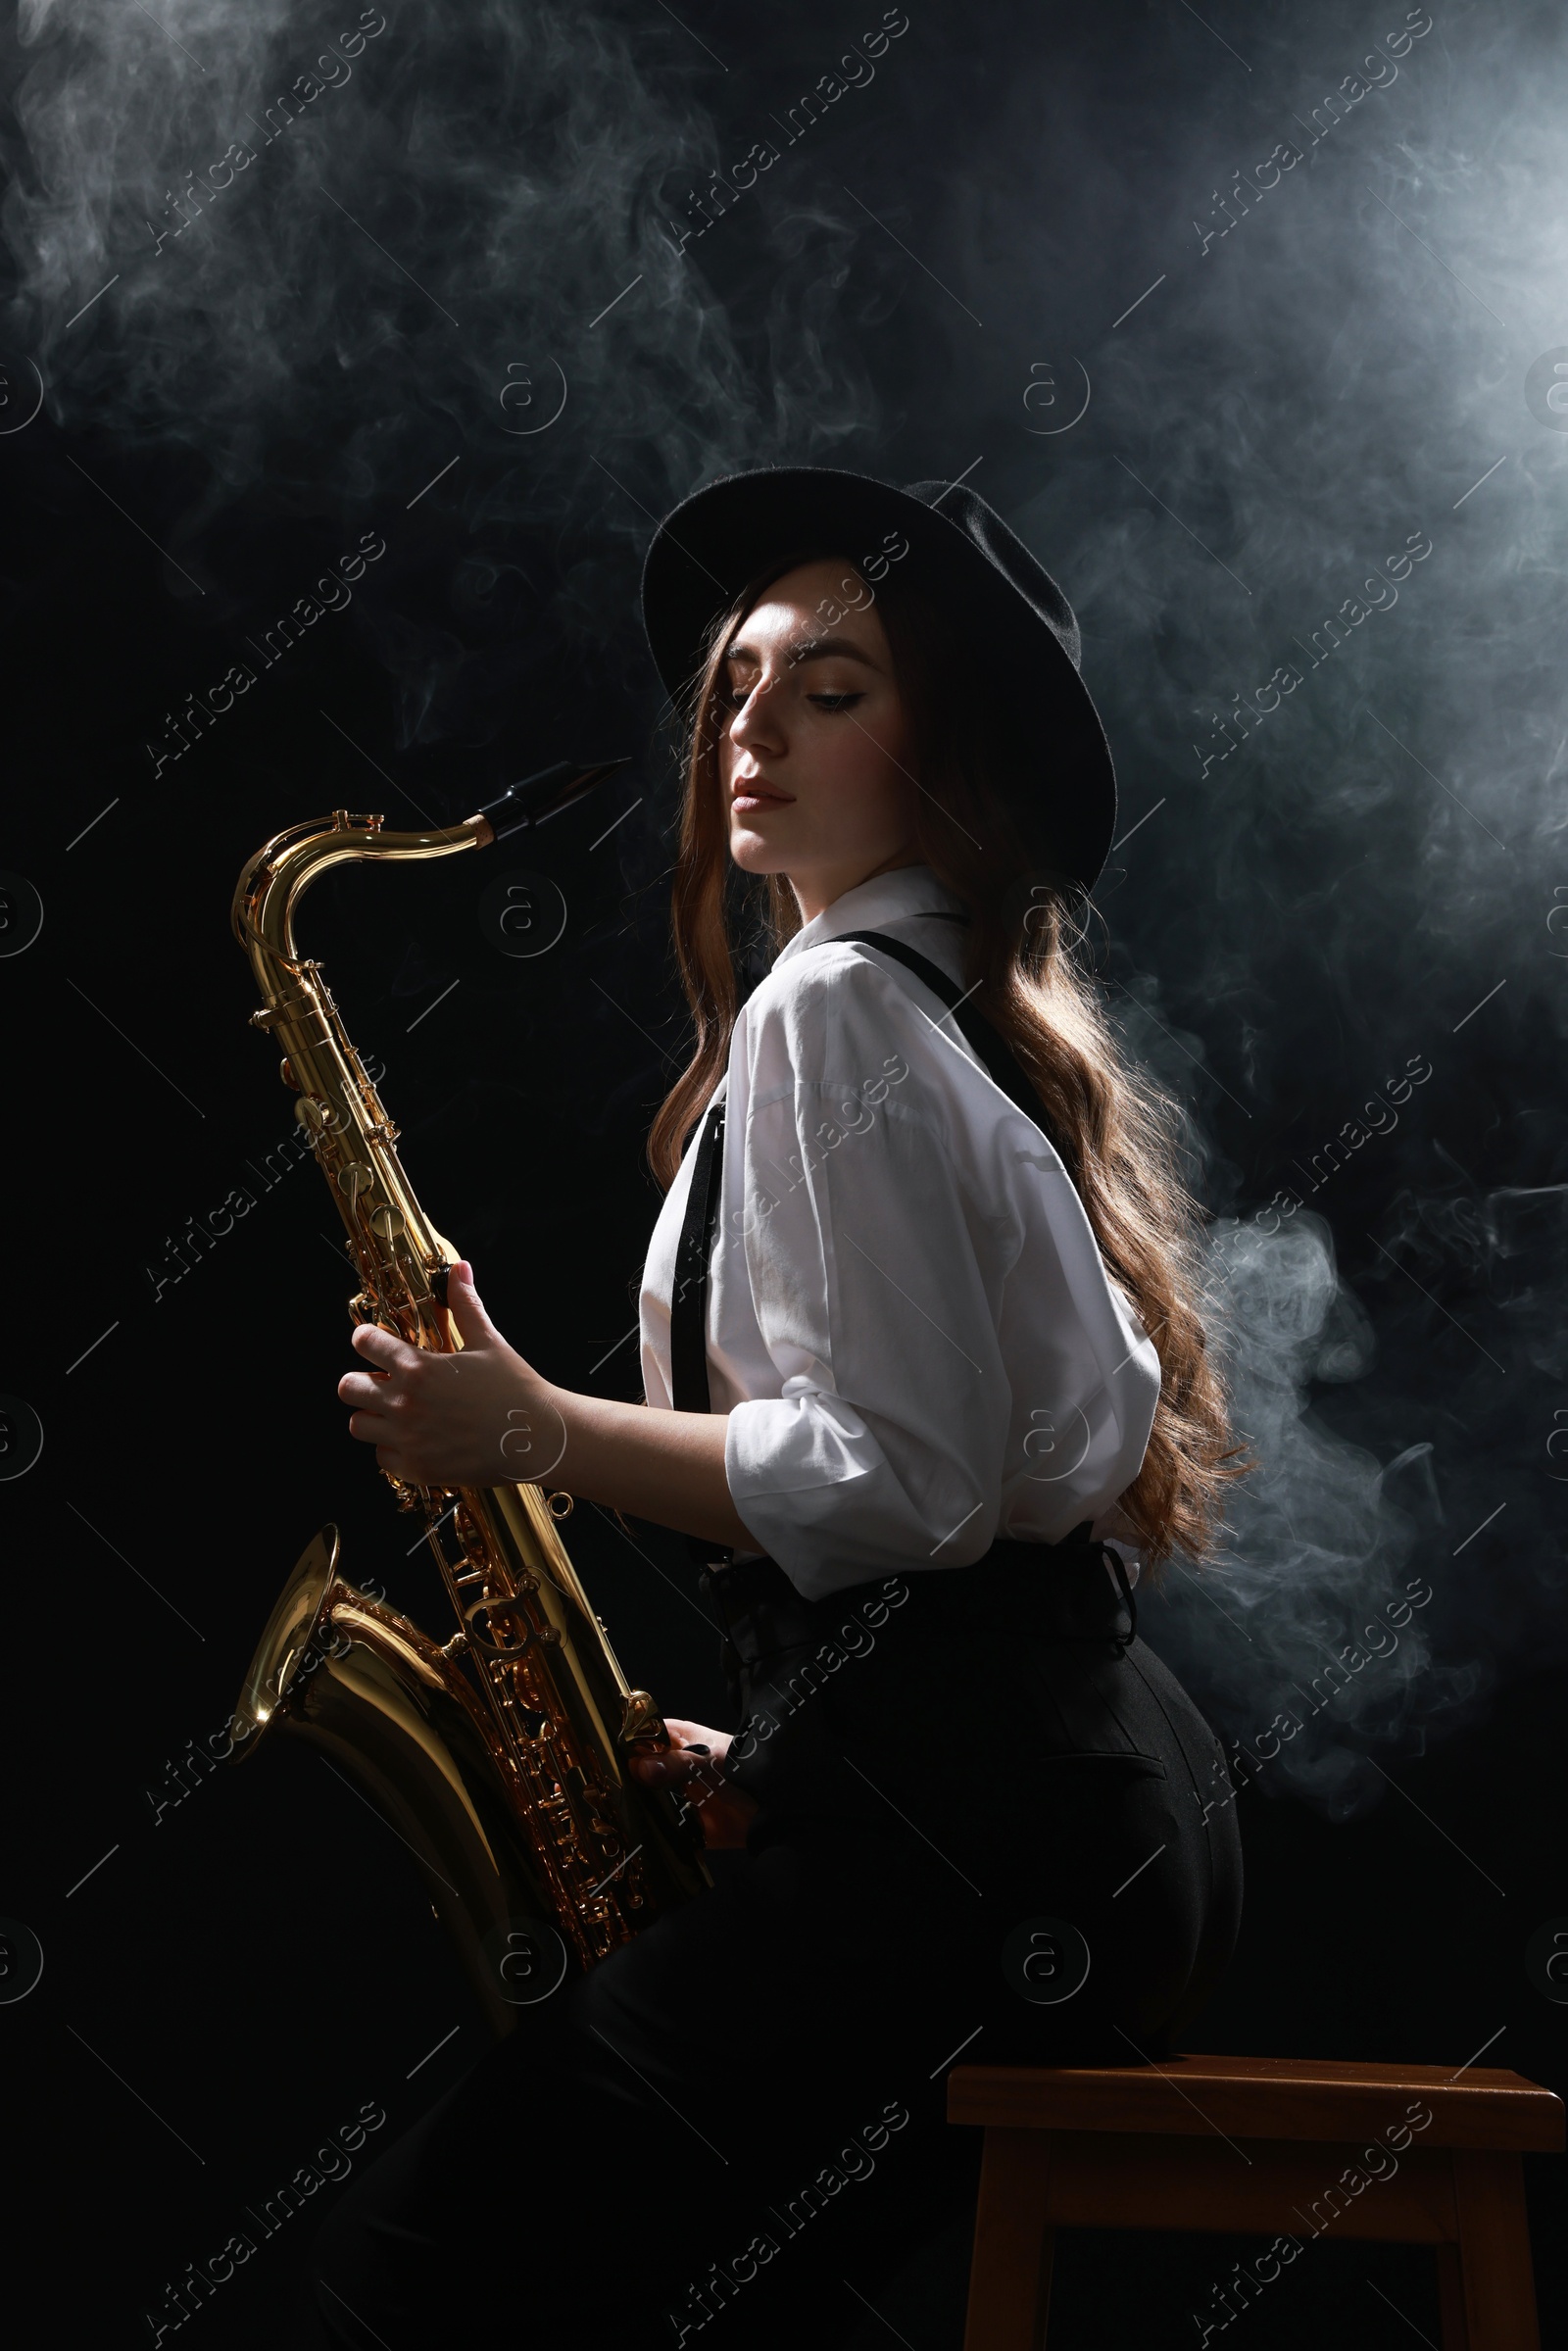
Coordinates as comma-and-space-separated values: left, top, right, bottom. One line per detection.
717, 953, 1014, 1595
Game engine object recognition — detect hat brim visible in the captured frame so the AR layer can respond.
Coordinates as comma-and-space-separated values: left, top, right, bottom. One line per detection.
639, 465, 1116, 896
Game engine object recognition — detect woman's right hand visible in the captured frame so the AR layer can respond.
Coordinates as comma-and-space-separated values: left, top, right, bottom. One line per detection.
627, 1716, 760, 1851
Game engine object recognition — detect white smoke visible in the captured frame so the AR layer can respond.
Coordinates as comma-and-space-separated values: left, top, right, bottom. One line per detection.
1139, 1209, 1485, 1818
0, 0, 876, 629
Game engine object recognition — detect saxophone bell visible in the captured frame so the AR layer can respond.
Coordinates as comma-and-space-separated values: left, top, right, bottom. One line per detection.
233, 1525, 583, 2037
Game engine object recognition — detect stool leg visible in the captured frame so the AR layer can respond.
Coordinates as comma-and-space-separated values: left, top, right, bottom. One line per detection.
1447, 2151, 1541, 2351
962, 2128, 1056, 2351
1437, 2245, 1471, 2349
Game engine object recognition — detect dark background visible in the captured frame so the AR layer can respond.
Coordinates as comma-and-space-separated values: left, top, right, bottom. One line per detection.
0, 0, 1563, 2341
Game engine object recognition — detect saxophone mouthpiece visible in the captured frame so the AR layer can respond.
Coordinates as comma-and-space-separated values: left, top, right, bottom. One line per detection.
471, 757, 632, 847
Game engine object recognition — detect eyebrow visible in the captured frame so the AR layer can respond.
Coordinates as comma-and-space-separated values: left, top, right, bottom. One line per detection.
723, 631, 882, 670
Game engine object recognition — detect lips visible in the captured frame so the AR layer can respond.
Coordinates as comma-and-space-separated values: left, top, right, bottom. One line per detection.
731, 779, 794, 808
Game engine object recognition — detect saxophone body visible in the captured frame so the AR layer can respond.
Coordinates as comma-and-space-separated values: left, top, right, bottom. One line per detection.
230, 791, 710, 2034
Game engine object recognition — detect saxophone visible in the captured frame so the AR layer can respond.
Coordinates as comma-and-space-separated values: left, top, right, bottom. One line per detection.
229, 763, 711, 2035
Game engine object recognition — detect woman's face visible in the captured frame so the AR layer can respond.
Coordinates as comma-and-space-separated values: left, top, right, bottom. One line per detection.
717, 558, 920, 921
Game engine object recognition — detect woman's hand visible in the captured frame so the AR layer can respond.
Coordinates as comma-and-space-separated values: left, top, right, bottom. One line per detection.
337, 1259, 759, 1546
628, 1717, 760, 1851
337, 1260, 565, 1492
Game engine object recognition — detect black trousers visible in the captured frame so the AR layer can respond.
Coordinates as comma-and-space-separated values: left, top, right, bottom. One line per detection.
308, 1536, 1242, 2348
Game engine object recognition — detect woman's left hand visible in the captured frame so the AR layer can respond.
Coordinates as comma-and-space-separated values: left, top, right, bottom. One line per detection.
337, 1260, 565, 1492
628, 1718, 760, 1851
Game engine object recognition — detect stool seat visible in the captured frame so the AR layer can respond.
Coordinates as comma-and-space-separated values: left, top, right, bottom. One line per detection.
948, 2054, 1564, 2350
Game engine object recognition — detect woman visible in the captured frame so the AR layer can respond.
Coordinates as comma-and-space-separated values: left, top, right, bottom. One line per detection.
314, 468, 1247, 2349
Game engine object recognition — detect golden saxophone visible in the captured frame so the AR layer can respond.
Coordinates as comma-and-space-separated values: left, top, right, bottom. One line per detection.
230, 764, 710, 2034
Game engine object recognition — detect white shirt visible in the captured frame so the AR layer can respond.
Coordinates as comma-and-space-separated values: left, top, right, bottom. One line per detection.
638, 862, 1160, 1603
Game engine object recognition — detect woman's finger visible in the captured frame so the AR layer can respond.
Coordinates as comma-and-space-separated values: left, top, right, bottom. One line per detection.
352, 1322, 423, 1374
347, 1410, 395, 1445
338, 1369, 391, 1407
630, 1746, 717, 1788
662, 1717, 732, 1756
627, 1719, 732, 1783
624, 1732, 758, 1848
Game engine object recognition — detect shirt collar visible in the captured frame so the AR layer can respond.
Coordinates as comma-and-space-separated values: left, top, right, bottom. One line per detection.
771, 861, 967, 971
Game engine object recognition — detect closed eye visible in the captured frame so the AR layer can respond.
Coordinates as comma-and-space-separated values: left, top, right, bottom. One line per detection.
718, 678, 864, 713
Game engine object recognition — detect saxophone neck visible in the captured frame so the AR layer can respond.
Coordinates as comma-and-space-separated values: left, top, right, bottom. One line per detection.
233, 810, 482, 1314
228, 759, 631, 1333
233, 808, 487, 982
231, 759, 632, 981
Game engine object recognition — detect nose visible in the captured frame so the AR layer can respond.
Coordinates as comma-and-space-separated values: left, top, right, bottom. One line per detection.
729, 667, 784, 756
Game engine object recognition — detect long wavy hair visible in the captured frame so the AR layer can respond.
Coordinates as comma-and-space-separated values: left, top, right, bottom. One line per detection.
647, 551, 1250, 1573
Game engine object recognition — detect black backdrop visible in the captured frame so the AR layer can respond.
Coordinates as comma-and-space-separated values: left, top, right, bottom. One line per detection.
1, 1, 1564, 2342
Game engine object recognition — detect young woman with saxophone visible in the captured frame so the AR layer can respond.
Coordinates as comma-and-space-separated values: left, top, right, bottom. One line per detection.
316, 470, 1247, 2349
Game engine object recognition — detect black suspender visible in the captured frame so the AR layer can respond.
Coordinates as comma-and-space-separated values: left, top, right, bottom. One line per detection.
826, 929, 1071, 1166
669, 1095, 729, 1565
666, 921, 1067, 1564
668, 1096, 727, 1418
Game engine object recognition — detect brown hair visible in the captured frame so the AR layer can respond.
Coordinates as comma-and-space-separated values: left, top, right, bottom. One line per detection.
647, 554, 1251, 1574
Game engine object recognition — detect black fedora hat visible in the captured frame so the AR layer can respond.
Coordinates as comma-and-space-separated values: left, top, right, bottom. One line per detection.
640, 465, 1117, 897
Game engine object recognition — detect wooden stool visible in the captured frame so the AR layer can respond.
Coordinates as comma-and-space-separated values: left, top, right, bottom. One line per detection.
948, 2054, 1563, 2350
